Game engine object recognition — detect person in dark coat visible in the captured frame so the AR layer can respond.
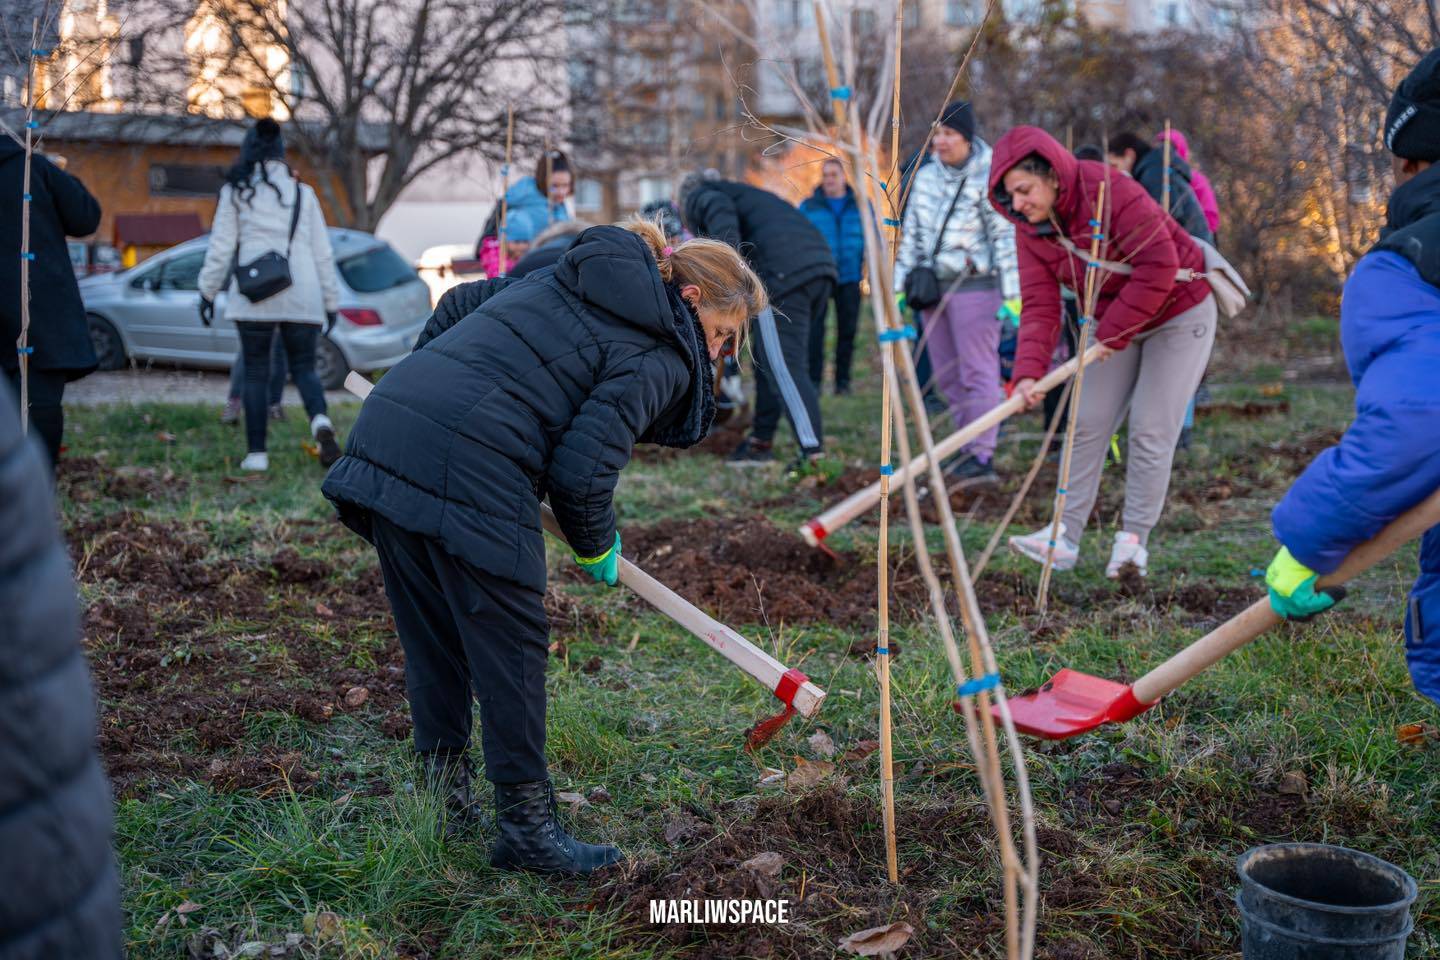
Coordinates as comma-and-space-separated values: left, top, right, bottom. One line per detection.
322, 220, 766, 874
679, 173, 836, 467
0, 138, 101, 469
0, 385, 123, 960
1106, 131, 1214, 243
799, 158, 865, 394
1266, 48, 1440, 705
508, 219, 589, 278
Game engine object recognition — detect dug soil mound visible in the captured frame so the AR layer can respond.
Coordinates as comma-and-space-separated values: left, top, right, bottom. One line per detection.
621, 515, 935, 628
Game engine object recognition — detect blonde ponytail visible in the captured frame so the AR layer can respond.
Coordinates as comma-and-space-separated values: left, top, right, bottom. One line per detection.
621, 215, 768, 322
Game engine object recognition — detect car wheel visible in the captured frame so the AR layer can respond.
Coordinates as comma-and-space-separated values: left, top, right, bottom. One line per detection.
88, 314, 127, 370
315, 335, 347, 390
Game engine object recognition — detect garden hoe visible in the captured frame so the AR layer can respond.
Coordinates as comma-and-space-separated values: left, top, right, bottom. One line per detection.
999, 486, 1440, 739
343, 372, 825, 749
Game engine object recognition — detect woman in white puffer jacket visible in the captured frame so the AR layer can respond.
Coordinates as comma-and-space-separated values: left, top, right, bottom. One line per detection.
198, 118, 342, 472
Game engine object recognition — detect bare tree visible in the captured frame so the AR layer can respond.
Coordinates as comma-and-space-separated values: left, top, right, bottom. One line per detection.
120, 0, 571, 230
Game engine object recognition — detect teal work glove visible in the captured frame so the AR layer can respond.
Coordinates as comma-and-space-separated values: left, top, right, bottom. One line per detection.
1266, 546, 1344, 620
997, 297, 1022, 327
575, 532, 621, 587
894, 291, 907, 313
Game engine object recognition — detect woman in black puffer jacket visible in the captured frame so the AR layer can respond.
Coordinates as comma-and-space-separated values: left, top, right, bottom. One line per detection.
323, 219, 765, 875
0, 388, 122, 960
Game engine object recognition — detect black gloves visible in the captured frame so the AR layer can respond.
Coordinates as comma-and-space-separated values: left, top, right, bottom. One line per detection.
199, 297, 214, 327
325, 311, 337, 335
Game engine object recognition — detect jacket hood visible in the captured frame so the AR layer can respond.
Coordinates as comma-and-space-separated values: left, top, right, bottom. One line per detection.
1134, 145, 1194, 184
505, 176, 545, 206
1381, 163, 1440, 237
553, 225, 713, 445
988, 126, 1082, 233
1157, 128, 1191, 162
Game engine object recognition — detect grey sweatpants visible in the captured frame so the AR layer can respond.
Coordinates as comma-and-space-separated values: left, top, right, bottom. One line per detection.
1061, 294, 1217, 545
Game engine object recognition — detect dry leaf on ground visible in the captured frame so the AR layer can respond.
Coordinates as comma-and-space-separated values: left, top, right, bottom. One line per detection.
788, 757, 834, 789
838, 921, 915, 955
808, 729, 837, 758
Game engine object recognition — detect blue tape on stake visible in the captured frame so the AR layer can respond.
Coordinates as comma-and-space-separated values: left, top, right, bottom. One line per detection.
1078, 315, 1092, 326
957, 673, 1001, 697
876, 647, 889, 656
30, 48, 50, 57
20, 252, 34, 260
500, 164, 510, 175
879, 181, 888, 190
830, 85, 852, 100
883, 217, 901, 226
877, 325, 916, 343
22, 193, 30, 201
1088, 219, 1101, 226
879, 464, 894, 476
17, 345, 33, 354
25, 121, 38, 129
1056, 488, 1067, 495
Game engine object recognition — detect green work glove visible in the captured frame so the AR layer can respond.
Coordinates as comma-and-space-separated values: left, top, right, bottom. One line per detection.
1266, 546, 1344, 620
575, 532, 621, 587
894, 291, 907, 313
997, 297, 1022, 327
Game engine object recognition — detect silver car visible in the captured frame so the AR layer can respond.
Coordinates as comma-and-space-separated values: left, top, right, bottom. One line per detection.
79, 228, 432, 389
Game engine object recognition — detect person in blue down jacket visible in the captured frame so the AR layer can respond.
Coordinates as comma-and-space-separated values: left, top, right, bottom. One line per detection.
323, 219, 766, 874
1266, 48, 1440, 706
800, 158, 865, 395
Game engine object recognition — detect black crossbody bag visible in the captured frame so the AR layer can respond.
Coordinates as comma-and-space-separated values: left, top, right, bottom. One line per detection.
902, 175, 966, 311
233, 185, 303, 303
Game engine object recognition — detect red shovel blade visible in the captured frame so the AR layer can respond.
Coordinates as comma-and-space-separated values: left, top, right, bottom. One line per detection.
995, 668, 1155, 740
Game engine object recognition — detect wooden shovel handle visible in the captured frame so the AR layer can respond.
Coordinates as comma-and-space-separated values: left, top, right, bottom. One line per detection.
1132, 486, 1440, 705
801, 344, 1106, 544
342, 370, 825, 718
539, 506, 825, 718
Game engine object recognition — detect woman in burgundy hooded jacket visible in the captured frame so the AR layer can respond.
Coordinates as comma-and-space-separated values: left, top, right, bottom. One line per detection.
987, 126, 1216, 579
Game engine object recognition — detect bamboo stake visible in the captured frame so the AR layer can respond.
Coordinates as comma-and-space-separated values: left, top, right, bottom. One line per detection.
813, 2, 845, 131
876, 277, 899, 885
17, 18, 38, 435
972, 377, 1074, 583
497, 106, 514, 278
1036, 184, 1106, 614
1160, 119, 1172, 215
851, 127, 1036, 957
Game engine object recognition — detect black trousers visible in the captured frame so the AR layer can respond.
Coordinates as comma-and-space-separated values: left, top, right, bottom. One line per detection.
4, 365, 65, 470
239, 322, 327, 453
807, 280, 862, 392
372, 514, 550, 784
752, 276, 830, 454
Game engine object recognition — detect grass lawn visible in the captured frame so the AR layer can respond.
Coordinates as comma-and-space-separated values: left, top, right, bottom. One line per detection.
62, 330, 1440, 959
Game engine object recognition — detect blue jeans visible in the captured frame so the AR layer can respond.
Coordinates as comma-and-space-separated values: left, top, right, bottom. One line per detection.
228, 326, 288, 407
239, 322, 326, 452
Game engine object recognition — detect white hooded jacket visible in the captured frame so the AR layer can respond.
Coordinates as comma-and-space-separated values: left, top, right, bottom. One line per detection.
893, 137, 1019, 300
198, 160, 340, 324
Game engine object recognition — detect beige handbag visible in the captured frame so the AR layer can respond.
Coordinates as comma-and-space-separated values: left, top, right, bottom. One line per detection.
1057, 233, 1251, 318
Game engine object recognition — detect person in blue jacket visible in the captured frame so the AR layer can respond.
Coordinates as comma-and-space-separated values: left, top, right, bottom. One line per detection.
799, 158, 865, 394
1266, 49, 1440, 706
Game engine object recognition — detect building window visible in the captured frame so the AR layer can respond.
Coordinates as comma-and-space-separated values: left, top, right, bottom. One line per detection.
945, 0, 974, 26
574, 179, 603, 212
903, 0, 922, 30
638, 176, 671, 205
148, 164, 227, 198
853, 8, 877, 35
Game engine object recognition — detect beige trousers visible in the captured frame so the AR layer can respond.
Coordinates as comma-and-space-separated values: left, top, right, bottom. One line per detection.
1061, 293, 1217, 545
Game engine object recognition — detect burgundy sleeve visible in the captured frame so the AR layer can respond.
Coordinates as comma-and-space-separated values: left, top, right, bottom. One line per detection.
1094, 177, 1180, 351
1010, 235, 1064, 383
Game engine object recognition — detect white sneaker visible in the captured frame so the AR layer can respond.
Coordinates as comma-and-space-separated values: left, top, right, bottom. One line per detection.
310, 413, 334, 436
1106, 532, 1148, 578
240, 452, 269, 472
1009, 523, 1078, 571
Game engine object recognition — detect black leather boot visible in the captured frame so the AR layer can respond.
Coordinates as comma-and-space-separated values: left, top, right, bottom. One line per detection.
491, 780, 622, 874
421, 749, 486, 838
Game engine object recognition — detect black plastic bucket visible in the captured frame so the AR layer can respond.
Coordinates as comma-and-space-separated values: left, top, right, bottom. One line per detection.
1236, 843, 1417, 959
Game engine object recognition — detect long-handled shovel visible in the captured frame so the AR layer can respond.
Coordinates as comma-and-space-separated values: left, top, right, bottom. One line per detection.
799, 344, 1106, 547
343, 372, 826, 747
999, 487, 1440, 739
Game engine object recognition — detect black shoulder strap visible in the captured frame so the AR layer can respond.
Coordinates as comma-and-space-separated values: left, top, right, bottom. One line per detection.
1374, 211, 1440, 290
285, 182, 303, 256
927, 174, 967, 263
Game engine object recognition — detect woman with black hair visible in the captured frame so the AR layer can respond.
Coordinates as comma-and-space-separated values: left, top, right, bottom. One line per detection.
198, 118, 341, 471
